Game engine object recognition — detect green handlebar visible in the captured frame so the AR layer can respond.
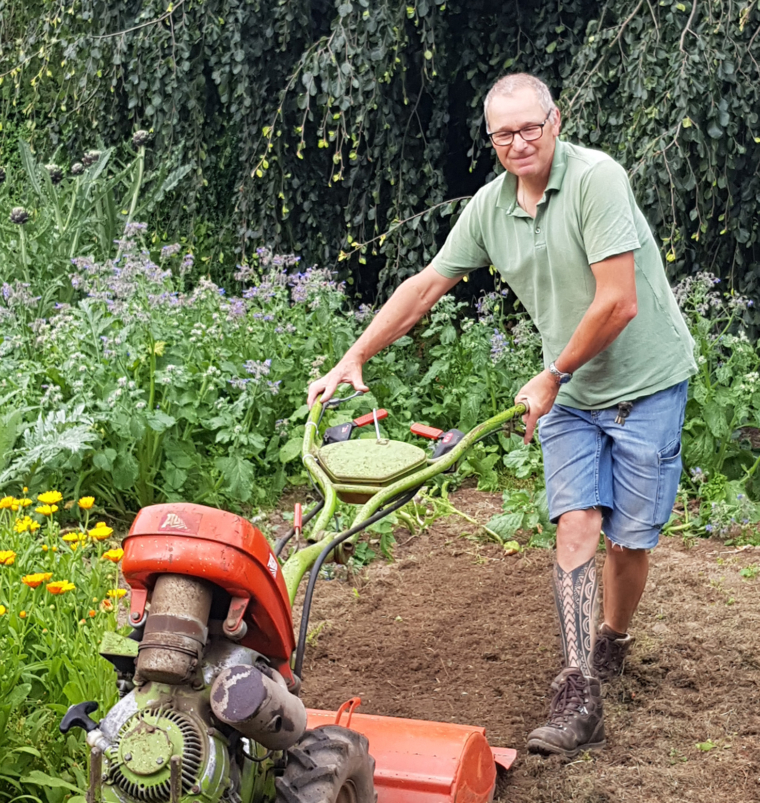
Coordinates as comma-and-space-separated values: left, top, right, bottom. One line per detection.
281, 398, 527, 602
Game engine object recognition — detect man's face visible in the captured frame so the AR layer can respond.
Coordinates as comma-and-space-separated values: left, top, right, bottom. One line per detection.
486, 87, 561, 180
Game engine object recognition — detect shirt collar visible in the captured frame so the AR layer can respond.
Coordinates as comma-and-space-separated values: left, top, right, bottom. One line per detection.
496, 138, 569, 214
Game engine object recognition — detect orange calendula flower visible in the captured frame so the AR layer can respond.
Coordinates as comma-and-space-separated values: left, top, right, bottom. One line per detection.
0, 496, 17, 510
88, 609, 96, 618
107, 589, 127, 599
46, 580, 76, 595
37, 491, 63, 505
102, 548, 124, 563
89, 523, 114, 541
22, 572, 53, 588
19, 611, 27, 619
78, 496, 95, 510
0, 551, 16, 566
100, 599, 114, 612
41, 545, 49, 552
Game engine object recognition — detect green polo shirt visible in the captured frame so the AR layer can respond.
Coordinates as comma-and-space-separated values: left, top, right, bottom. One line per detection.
432, 138, 697, 409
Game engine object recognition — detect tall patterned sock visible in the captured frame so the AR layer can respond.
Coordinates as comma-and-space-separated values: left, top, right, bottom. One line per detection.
552, 556, 598, 678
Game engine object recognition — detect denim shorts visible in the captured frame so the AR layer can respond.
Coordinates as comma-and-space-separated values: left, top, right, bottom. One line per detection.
538, 381, 688, 550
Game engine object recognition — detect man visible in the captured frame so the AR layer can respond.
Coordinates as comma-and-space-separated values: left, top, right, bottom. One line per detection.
307, 73, 696, 757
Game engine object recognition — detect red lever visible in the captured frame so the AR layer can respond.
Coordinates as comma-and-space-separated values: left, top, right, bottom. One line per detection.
353, 409, 388, 428
293, 503, 302, 531
410, 423, 444, 440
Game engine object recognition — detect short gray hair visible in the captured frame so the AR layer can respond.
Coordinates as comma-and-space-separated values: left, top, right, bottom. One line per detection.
483, 73, 558, 128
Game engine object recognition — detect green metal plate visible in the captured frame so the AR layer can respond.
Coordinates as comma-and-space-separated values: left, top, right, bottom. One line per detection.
318, 439, 427, 485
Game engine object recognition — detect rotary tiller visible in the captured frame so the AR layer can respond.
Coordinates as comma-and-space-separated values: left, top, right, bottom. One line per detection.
61, 394, 523, 803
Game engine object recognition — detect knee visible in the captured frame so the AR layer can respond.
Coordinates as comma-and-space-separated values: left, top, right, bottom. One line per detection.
557, 508, 601, 552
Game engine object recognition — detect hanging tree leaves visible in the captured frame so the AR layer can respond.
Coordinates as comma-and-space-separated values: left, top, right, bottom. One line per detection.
1, 0, 759, 307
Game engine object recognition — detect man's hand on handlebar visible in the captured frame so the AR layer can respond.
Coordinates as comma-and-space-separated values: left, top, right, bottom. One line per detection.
307, 358, 369, 408
514, 369, 560, 445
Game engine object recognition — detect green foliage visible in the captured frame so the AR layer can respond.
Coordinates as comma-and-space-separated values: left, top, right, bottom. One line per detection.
0, 499, 121, 800
675, 272, 760, 484
0, 232, 541, 514
562, 0, 760, 313
0, 140, 190, 303
487, 486, 556, 548
0, 0, 596, 288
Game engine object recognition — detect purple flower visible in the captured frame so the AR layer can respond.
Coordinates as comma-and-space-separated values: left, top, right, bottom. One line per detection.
244, 359, 272, 381
490, 330, 508, 363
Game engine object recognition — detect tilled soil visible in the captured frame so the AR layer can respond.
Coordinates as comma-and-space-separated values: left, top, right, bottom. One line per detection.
280, 487, 760, 803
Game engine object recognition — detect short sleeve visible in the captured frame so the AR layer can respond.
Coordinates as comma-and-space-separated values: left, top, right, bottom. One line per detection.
432, 196, 491, 279
580, 159, 641, 264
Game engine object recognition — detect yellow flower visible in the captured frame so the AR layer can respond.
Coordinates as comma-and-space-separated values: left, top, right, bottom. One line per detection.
42, 545, 49, 552
0, 605, 6, 616
0, 496, 17, 509
78, 496, 95, 510
107, 589, 127, 599
51, 546, 58, 552
14, 516, 32, 533
46, 580, 76, 595
102, 548, 124, 563
89, 523, 114, 541
35, 504, 58, 516
29, 521, 40, 532
62, 532, 87, 544
19, 498, 32, 508
37, 491, 63, 505
22, 572, 53, 588
19, 610, 26, 619
0, 551, 16, 566
22, 487, 28, 493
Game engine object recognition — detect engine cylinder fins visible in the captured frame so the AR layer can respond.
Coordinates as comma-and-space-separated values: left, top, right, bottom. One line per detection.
106, 707, 204, 802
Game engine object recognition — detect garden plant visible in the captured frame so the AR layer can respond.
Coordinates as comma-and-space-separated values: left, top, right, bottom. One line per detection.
0, 492, 123, 802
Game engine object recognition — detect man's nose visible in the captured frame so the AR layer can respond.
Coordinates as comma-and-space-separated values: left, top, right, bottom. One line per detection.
511, 133, 530, 152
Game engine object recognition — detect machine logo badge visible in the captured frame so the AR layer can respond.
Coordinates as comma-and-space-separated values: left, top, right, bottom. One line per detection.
267, 553, 278, 578
160, 513, 189, 530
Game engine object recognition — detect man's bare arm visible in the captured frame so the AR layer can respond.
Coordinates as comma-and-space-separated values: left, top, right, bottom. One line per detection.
307, 264, 461, 407
516, 251, 637, 442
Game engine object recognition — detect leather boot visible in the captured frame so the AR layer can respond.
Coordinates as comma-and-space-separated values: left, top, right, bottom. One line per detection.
527, 668, 605, 758
593, 624, 635, 683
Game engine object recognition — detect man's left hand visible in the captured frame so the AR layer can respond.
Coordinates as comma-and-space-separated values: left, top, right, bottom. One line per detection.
515, 370, 560, 444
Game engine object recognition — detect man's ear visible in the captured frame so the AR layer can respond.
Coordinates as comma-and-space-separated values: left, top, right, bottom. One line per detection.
551, 107, 562, 135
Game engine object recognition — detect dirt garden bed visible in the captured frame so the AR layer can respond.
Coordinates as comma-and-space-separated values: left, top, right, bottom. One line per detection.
273, 487, 760, 803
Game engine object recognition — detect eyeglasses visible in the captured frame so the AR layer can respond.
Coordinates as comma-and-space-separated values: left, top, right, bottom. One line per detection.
486, 114, 551, 147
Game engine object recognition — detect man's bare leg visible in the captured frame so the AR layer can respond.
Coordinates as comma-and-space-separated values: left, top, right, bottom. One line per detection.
601, 536, 648, 634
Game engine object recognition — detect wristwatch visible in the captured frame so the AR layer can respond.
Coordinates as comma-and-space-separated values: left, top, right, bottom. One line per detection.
548, 361, 573, 385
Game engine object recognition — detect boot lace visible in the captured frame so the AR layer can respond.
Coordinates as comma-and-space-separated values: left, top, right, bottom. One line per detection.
547, 671, 587, 726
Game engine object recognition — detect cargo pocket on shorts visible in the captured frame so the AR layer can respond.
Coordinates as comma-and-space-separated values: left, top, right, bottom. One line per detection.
653, 438, 682, 527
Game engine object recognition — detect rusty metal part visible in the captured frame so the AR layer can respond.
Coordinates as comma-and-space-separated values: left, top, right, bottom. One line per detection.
86, 746, 102, 803
223, 595, 250, 640
210, 664, 307, 751
169, 754, 182, 803
136, 575, 212, 684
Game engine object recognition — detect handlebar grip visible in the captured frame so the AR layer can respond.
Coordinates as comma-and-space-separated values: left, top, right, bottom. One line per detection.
294, 503, 303, 530
353, 409, 388, 428
410, 423, 444, 440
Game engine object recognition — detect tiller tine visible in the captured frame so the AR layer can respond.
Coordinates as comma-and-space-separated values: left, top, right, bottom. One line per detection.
307, 707, 516, 803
